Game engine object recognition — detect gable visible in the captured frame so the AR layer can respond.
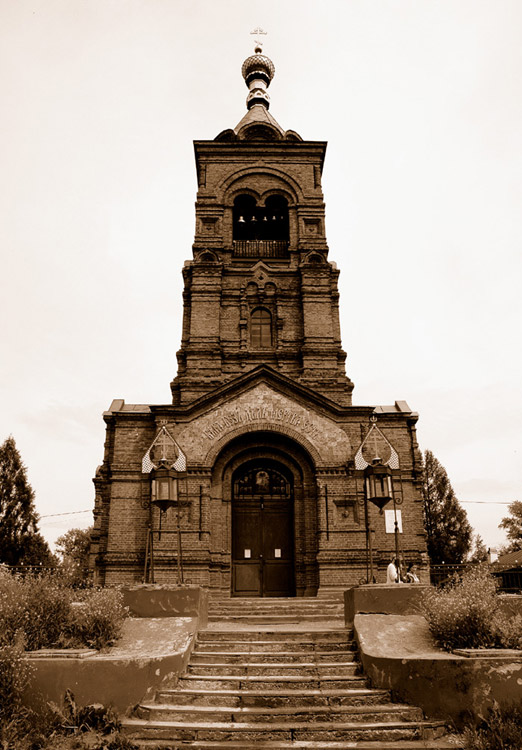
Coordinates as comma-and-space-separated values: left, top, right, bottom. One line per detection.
175, 382, 352, 467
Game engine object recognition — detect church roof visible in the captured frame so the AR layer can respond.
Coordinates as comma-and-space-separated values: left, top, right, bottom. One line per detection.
234, 103, 285, 138
212, 45, 302, 143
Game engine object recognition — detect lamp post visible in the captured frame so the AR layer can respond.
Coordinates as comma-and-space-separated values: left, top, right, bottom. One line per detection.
148, 459, 184, 584
355, 415, 401, 584
363, 457, 394, 583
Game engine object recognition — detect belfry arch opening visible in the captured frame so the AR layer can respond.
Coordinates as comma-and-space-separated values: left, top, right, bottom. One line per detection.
233, 194, 289, 258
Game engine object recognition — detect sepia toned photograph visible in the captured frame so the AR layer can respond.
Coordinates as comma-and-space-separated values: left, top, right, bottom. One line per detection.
1, 1, 521, 747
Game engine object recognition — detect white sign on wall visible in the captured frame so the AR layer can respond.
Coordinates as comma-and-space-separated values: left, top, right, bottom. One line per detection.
385, 509, 403, 534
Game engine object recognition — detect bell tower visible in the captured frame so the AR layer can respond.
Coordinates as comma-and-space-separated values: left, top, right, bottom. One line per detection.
171, 46, 353, 406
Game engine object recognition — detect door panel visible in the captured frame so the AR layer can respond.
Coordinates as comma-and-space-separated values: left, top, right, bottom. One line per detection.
233, 562, 261, 595
232, 463, 294, 597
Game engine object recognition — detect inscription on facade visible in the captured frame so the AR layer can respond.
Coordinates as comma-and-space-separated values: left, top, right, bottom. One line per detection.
203, 406, 321, 441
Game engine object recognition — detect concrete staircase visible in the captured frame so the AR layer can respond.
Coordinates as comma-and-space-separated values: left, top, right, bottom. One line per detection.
123, 597, 462, 749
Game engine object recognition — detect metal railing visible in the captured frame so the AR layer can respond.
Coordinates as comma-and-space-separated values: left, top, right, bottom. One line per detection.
429, 563, 472, 588
430, 563, 522, 594
233, 240, 289, 258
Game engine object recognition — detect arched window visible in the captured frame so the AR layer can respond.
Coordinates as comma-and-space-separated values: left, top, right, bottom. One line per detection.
233, 195, 257, 241
251, 308, 272, 348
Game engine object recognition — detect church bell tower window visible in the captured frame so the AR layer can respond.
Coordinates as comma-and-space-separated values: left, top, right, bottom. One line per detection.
233, 194, 289, 258
251, 308, 272, 348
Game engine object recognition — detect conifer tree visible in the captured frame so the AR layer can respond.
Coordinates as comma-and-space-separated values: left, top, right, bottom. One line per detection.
421, 449, 472, 564
0, 435, 51, 565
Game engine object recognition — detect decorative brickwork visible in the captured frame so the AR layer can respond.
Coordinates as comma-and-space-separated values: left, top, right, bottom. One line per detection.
90, 48, 428, 592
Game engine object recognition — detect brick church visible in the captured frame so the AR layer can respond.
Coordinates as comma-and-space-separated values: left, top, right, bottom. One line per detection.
90, 46, 428, 594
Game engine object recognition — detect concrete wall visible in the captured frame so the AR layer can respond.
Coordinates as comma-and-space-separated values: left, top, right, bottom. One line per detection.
344, 583, 428, 627
121, 583, 208, 626
24, 632, 194, 716
355, 614, 522, 728
23, 585, 207, 716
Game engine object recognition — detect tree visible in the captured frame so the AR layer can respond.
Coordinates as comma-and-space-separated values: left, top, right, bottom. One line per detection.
19, 531, 57, 567
498, 501, 522, 552
421, 449, 472, 564
468, 533, 489, 563
55, 526, 93, 585
0, 436, 53, 566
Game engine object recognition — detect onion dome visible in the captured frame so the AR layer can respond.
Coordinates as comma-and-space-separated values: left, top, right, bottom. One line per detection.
241, 45, 275, 110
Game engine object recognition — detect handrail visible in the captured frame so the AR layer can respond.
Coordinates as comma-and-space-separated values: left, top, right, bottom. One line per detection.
233, 240, 289, 258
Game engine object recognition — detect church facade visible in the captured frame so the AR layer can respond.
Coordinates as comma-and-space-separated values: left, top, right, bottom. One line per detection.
90, 48, 428, 594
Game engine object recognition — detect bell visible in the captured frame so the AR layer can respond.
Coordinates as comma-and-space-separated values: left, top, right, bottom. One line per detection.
272, 215, 277, 221
263, 215, 268, 221
251, 216, 257, 222
238, 216, 245, 223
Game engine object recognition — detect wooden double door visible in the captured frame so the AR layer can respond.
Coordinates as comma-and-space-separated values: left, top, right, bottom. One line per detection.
232, 461, 295, 597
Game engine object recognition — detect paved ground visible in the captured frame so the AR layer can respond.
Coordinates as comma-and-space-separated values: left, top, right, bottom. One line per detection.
104, 614, 443, 659
355, 615, 447, 659
100, 616, 197, 658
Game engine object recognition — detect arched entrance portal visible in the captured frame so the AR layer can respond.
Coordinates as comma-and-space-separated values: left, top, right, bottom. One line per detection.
209, 430, 319, 596
232, 460, 294, 597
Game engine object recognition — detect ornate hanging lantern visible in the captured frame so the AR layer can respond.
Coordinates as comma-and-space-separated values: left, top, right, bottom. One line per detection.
354, 415, 401, 583
141, 425, 187, 583
364, 457, 393, 513
151, 459, 178, 514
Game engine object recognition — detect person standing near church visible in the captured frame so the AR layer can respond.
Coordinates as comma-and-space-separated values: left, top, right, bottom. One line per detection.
386, 556, 400, 584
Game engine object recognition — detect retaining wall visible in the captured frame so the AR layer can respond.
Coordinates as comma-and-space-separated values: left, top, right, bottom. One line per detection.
347, 585, 522, 727
23, 585, 208, 715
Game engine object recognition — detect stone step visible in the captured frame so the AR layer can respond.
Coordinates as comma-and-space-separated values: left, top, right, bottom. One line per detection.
209, 604, 343, 613
191, 650, 356, 664
198, 630, 351, 642
123, 717, 448, 743
208, 604, 344, 620
132, 739, 463, 749
207, 615, 345, 624
195, 640, 354, 653
186, 663, 360, 677
211, 606, 343, 617
155, 687, 390, 708
207, 613, 344, 622
136, 701, 425, 725
177, 675, 369, 691
208, 597, 343, 604
128, 602, 460, 749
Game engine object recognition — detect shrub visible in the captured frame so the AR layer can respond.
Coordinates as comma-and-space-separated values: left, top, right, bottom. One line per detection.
491, 611, 522, 650
0, 632, 31, 723
45, 691, 137, 750
92, 734, 138, 750
64, 589, 127, 650
423, 565, 498, 650
463, 704, 522, 749
0, 569, 71, 649
0, 570, 126, 652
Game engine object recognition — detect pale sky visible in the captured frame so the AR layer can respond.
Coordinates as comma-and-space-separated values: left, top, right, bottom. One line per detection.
1, 0, 521, 552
